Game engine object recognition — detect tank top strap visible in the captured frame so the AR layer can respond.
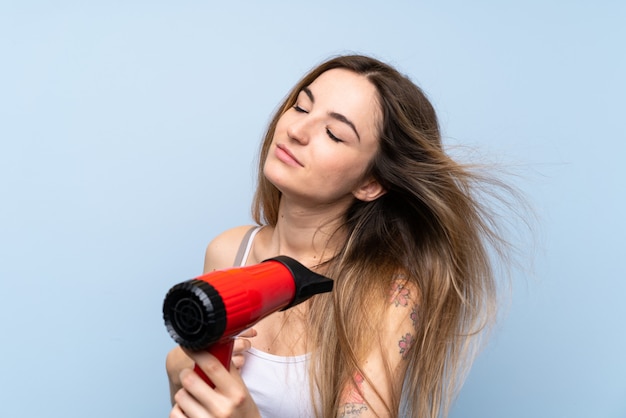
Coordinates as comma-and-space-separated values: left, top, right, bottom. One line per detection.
232, 226, 263, 267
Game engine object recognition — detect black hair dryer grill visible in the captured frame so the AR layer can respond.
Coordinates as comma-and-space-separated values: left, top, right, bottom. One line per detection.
163, 256, 333, 386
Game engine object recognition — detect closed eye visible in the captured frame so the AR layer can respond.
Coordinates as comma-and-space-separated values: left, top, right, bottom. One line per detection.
326, 128, 343, 143
293, 104, 308, 113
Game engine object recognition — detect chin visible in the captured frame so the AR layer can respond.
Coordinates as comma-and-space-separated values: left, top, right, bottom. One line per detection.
264, 159, 290, 183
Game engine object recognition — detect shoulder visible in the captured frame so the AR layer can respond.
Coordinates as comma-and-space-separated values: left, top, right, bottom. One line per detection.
203, 225, 259, 273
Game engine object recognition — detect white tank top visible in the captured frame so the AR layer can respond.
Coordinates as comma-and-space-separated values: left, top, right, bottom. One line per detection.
235, 227, 316, 418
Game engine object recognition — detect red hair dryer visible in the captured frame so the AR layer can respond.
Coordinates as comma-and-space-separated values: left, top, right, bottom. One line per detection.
162, 256, 333, 386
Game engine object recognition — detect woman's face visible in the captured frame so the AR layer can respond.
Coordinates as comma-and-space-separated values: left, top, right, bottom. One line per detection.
264, 68, 383, 207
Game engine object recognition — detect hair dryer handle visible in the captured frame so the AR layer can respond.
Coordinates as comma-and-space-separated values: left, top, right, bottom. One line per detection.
193, 339, 234, 388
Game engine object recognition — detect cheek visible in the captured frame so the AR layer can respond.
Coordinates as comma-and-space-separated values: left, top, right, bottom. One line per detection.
314, 151, 369, 186
273, 113, 293, 139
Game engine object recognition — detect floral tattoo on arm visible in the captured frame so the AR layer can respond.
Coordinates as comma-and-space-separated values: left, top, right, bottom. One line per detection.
399, 332, 414, 360
389, 281, 418, 359
389, 281, 411, 307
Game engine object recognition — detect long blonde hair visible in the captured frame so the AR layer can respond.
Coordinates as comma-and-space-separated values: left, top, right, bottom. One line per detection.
253, 55, 517, 418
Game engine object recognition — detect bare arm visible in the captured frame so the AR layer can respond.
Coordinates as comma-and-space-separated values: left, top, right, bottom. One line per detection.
338, 280, 419, 417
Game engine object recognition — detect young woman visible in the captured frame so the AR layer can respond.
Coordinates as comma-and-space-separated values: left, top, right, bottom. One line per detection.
166, 55, 516, 418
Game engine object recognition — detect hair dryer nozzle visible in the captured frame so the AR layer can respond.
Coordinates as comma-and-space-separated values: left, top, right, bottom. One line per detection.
162, 279, 227, 350
265, 256, 334, 310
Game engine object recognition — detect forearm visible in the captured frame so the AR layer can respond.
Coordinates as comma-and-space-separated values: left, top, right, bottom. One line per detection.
166, 346, 193, 405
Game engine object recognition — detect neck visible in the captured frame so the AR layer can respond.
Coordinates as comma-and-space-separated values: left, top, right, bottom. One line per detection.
264, 196, 351, 267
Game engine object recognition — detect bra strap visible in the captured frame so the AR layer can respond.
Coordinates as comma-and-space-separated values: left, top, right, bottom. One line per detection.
232, 226, 262, 266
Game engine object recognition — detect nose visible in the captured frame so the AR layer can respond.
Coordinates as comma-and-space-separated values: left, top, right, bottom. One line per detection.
286, 115, 311, 145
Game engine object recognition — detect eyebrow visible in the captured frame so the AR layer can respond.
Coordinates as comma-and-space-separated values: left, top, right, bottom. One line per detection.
302, 86, 361, 141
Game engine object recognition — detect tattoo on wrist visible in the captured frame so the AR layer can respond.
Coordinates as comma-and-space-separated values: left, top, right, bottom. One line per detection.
340, 372, 368, 416
339, 403, 368, 417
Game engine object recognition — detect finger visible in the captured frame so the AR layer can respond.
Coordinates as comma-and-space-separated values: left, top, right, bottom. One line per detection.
231, 354, 245, 370
172, 389, 204, 418
180, 364, 236, 417
169, 403, 187, 418
191, 350, 253, 410
190, 351, 234, 388
177, 370, 220, 417
232, 336, 252, 354
237, 327, 257, 339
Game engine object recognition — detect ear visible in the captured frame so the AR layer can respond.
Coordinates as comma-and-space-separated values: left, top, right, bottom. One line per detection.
352, 178, 386, 202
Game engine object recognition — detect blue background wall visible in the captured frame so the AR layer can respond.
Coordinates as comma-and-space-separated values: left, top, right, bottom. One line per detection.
1, 1, 624, 417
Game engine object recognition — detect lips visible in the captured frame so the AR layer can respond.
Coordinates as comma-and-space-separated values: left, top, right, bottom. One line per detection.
275, 144, 303, 167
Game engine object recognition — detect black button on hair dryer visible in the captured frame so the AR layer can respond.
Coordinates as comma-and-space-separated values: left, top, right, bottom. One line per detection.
162, 256, 333, 386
